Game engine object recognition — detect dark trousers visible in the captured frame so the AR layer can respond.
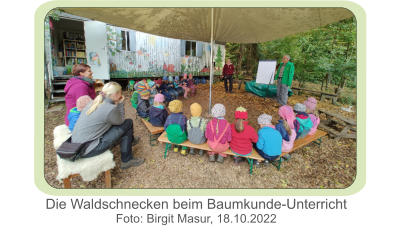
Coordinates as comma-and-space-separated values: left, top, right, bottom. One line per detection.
224, 75, 233, 92
82, 119, 134, 163
253, 143, 279, 162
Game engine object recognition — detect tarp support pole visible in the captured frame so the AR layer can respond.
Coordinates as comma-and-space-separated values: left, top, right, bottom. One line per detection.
209, 7, 214, 114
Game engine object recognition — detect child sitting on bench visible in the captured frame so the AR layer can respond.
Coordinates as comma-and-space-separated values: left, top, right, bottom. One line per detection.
136, 90, 151, 119
149, 93, 168, 127
187, 103, 207, 155
187, 73, 196, 97
205, 103, 231, 163
68, 95, 92, 131
293, 103, 313, 139
230, 107, 258, 164
276, 105, 297, 155
164, 100, 188, 156
304, 97, 321, 136
254, 114, 282, 163
179, 73, 191, 99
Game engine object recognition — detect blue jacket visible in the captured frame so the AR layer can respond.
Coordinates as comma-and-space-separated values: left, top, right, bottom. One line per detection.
136, 99, 150, 118
164, 112, 187, 132
149, 106, 168, 127
294, 112, 313, 138
256, 127, 283, 156
275, 120, 290, 142
67, 107, 80, 132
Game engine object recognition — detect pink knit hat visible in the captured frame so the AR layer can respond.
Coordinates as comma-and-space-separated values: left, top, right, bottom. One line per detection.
304, 97, 318, 112
76, 95, 92, 111
278, 105, 295, 129
154, 93, 165, 103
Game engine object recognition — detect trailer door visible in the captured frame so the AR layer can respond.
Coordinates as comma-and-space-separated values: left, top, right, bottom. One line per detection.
84, 21, 110, 80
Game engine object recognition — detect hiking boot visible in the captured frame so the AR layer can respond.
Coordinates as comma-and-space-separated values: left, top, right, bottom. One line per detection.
132, 137, 140, 146
120, 158, 145, 169
173, 146, 179, 153
209, 154, 216, 162
216, 155, 224, 163
189, 148, 196, 155
198, 149, 204, 156
234, 157, 243, 164
180, 149, 187, 156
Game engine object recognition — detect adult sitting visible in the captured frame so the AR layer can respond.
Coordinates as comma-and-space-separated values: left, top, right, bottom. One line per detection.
71, 82, 144, 169
64, 63, 103, 126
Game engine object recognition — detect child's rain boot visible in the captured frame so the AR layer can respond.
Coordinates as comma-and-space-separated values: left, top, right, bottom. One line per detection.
189, 148, 196, 155
180, 147, 187, 156
216, 155, 224, 163
209, 154, 215, 162
234, 157, 243, 164
173, 146, 179, 153
198, 149, 204, 156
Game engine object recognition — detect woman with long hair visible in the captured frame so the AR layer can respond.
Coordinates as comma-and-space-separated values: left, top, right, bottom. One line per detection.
72, 82, 144, 169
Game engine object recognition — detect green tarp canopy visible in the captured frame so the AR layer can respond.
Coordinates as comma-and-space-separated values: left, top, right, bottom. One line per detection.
245, 81, 293, 98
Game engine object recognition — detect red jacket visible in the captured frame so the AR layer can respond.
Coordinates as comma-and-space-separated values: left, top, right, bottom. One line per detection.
230, 121, 258, 155
222, 63, 234, 76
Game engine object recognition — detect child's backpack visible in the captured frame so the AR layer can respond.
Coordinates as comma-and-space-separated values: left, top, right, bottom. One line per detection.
166, 124, 187, 144
188, 119, 206, 144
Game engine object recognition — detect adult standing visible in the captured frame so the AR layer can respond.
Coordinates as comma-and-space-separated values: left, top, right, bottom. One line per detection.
222, 58, 235, 93
275, 55, 295, 105
64, 63, 103, 126
72, 82, 144, 169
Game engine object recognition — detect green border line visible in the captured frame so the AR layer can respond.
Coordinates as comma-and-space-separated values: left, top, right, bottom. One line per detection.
35, 0, 366, 196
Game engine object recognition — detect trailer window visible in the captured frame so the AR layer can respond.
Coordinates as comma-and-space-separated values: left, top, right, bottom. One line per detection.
185, 41, 196, 56
121, 30, 130, 51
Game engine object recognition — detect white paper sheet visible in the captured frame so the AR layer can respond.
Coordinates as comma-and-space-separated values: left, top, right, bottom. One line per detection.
256, 60, 277, 84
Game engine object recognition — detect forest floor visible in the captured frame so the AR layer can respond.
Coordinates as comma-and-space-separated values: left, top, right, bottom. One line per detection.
44, 81, 357, 189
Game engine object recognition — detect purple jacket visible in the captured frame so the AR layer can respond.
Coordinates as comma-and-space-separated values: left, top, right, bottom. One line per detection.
64, 77, 96, 126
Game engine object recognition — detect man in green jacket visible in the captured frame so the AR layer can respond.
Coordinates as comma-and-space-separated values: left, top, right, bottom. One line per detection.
274, 55, 295, 105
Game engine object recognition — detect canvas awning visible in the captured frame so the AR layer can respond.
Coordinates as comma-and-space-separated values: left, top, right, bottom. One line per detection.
63, 8, 353, 44
62, 7, 353, 112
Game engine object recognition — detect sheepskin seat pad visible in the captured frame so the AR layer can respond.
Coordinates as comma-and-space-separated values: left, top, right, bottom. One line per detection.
53, 125, 116, 182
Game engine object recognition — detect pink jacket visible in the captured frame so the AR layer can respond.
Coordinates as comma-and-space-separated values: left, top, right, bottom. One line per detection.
282, 129, 297, 153
205, 118, 231, 144
64, 77, 96, 126
308, 114, 320, 136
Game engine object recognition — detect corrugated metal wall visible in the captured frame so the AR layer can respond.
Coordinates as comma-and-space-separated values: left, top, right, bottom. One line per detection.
107, 25, 225, 78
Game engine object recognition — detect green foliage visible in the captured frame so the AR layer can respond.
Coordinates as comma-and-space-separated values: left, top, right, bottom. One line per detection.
226, 17, 357, 89
215, 46, 223, 69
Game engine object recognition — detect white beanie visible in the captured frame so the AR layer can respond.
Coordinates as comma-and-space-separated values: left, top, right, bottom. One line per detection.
257, 114, 272, 125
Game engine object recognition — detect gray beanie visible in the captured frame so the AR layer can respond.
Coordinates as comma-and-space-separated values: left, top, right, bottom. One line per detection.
257, 114, 272, 125
211, 103, 226, 118
294, 103, 306, 112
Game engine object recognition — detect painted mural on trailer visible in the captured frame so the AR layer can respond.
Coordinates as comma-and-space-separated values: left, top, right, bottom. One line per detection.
106, 26, 225, 78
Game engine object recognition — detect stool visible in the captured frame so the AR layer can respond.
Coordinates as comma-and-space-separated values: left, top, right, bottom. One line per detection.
53, 125, 116, 188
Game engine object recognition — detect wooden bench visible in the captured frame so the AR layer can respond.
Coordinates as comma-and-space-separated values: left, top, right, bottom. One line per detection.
318, 109, 356, 139
157, 132, 264, 174
141, 118, 165, 146
157, 129, 327, 174
291, 87, 338, 104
